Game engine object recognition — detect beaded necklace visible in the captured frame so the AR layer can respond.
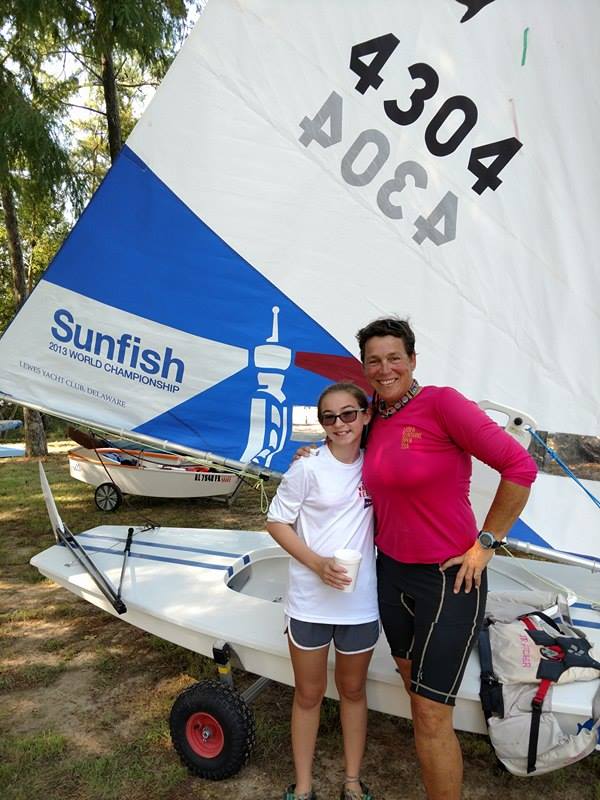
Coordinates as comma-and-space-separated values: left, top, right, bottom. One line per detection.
377, 379, 420, 419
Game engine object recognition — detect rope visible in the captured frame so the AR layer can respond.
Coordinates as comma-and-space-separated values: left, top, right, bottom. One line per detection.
527, 427, 600, 511
238, 468, 269, 514
498, 546, 600, 611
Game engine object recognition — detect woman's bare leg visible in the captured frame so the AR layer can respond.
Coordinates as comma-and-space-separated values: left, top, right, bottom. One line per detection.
395, 656, 462, 800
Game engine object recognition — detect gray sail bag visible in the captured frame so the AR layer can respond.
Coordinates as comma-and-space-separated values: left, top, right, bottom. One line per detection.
478, 598, 600, 776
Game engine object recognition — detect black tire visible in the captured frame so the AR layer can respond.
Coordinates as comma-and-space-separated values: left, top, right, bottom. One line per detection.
94, 482, 123, 512
169, 679, 256, 780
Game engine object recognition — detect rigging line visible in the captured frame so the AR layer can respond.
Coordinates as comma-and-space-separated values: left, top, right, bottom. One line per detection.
497, 547, 574, 594
257, 477, 269, 514
78, 425, 227, 473
237, 466, 269, 513
526, 427, 600, 511
498, 547, 600, 612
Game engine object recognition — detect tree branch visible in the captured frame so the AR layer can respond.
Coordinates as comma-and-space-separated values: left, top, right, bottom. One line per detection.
60, 101, 107, 116
117, 81, 159, 89
64, 47, 102, 82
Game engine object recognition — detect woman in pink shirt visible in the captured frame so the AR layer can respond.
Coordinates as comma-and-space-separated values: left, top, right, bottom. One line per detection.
357, 317, 537, 800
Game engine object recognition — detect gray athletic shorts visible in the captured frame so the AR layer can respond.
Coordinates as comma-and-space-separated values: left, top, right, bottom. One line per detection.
287, 617, 380, 654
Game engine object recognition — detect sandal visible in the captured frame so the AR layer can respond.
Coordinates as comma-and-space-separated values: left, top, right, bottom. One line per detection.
283, 784, 317, 800
340, 777, 373, 800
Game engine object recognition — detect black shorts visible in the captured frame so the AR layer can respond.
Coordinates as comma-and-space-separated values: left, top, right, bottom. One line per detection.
377, 551, 487, 706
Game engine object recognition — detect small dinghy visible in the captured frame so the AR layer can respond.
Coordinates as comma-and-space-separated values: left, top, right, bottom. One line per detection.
65, 429, 243, 510
68, 445, 241, 510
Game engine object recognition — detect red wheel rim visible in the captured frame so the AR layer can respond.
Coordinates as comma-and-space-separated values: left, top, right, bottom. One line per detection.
185, 712, 224, 758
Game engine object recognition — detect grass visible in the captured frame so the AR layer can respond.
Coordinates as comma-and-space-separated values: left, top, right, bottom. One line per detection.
0, 731, 70, 800
1, 451, 600, 799
0, 663, 67, 692
0, 727, 186, 800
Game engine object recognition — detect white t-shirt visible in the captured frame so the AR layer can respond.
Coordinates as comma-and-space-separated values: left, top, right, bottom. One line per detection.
267, 445, 378, 624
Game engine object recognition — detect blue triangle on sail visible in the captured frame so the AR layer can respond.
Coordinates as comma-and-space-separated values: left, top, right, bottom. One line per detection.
43, 146, 342, 349
42, 146, 366, 469
508, 517, 550, 548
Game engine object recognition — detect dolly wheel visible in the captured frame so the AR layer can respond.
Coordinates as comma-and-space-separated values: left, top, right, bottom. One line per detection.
94, 482, 123, 512
170, 679, 256, 780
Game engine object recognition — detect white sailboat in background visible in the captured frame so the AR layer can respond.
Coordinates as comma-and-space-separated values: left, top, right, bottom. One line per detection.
1, 0, 600, 779
67, 444, 241, 510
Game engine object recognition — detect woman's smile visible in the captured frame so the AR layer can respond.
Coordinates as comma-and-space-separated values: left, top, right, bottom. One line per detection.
363, 335, 416, 405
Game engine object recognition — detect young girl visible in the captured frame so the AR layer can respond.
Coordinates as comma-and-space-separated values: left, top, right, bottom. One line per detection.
267, 383, 378, 800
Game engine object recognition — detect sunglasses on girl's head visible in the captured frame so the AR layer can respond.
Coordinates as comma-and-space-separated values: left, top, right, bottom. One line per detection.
319, 408, 366, 426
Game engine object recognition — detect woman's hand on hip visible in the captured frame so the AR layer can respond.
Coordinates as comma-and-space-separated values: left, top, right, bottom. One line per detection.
314, 556, 351, 590
440, 543, 494, 594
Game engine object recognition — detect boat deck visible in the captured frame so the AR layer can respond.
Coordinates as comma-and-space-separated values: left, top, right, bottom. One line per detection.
31, 526, 600, 736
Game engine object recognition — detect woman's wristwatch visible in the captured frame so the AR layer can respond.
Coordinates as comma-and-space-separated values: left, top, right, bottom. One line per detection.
477, 530, 504, 550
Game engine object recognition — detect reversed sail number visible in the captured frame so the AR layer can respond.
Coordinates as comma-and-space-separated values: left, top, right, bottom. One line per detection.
299, 92, 457, 247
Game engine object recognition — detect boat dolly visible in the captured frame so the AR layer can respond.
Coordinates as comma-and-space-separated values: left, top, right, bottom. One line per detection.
169, 640, 271, 780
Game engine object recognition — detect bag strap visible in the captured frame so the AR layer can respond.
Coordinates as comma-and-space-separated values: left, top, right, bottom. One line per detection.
520, 610, 562, 633
527, 678, 553, 774
478, 620, 504, 720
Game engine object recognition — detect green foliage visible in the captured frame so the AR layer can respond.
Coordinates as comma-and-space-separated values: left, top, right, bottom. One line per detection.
0, 65, 73, 195
0, 1, 199, 336
70, 60, 155, 196
0, 189, 69, 330
0, 6, 81, 338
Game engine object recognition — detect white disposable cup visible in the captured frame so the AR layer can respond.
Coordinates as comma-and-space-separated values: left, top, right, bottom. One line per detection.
333, 548, 362, 593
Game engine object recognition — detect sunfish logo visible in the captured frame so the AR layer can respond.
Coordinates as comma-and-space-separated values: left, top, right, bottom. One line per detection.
50, 308, 185, 383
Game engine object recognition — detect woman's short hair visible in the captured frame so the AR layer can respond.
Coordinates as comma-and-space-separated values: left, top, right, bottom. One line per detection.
356, 317, 416, 362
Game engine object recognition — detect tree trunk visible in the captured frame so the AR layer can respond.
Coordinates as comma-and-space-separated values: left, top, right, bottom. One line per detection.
101, 48, 122, 163
23, 406, 47, 457
0, 181, 27, 310
0, 181, 48, 456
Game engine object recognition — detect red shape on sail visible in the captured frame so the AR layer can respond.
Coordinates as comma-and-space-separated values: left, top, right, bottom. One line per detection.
295, 353, 372, 394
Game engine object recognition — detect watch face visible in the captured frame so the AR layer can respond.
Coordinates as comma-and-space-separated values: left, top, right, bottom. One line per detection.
478, 531, 494, 549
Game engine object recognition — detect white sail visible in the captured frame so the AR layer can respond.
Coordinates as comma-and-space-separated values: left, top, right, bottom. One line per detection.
0, 0, 598, 544
127, 0, 599, 435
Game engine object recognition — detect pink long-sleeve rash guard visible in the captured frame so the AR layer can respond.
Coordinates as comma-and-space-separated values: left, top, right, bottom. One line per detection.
362, 386, 538, 564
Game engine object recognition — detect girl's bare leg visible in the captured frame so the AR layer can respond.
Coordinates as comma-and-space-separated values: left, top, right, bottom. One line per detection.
288, 637, 329, 795
335, 649, 374, 794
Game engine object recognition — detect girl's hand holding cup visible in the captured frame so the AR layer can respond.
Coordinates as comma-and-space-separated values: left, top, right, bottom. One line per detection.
333, 549, 362, 592
315, 556, 352, 590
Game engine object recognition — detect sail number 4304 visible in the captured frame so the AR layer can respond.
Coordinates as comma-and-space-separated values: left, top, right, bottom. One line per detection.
350, 33, 522, 195
298, 33, 523, 247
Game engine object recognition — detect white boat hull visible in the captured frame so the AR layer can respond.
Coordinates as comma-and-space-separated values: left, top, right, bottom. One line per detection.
30, 526, 600, 737
68, 447, 240, 500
